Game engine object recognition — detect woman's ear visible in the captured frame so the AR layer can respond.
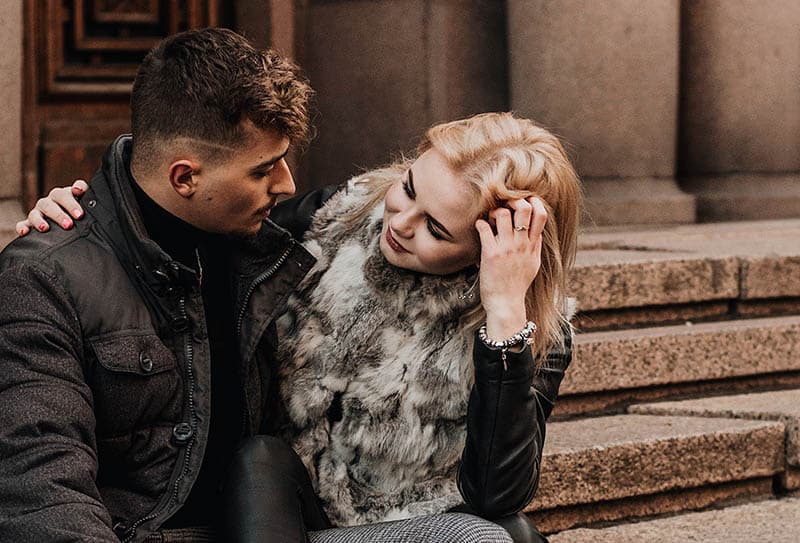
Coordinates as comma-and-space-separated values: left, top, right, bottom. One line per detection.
168, 160, 199, 199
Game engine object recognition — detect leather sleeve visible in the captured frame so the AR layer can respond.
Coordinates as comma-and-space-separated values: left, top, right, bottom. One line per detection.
0, 262, 118, 542
269, 184, 345, 240
457, 326, 573, 519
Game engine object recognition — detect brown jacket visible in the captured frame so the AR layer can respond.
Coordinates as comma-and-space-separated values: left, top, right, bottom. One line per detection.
0, 136, 314, 542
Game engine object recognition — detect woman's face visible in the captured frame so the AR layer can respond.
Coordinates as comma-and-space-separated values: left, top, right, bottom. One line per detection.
380, 149, 481, 275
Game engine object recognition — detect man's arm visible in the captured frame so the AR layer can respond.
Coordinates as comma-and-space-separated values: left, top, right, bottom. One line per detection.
457, 328, 572, 519
0, 262, 118, 542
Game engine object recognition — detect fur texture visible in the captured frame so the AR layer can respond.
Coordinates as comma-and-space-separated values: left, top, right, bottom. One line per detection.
276, 178, 481, 526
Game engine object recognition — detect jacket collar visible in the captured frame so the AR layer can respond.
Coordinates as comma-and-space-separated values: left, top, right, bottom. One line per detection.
84, 135, 312, 334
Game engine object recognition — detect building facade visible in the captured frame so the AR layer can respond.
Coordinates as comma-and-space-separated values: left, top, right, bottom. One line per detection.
1, 0, 798, 229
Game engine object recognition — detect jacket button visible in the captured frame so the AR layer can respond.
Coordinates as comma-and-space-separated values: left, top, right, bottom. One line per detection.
112, 521, 128, 538
171, 316, 190, 333
172, 423, 193, 445
139, 352, 153, 373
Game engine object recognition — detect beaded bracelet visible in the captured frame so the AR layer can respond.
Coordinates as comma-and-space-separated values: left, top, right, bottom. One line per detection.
478, 321, 537, 368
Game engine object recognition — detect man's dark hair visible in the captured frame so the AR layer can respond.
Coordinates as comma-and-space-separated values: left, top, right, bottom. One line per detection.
130, 28, 313, 167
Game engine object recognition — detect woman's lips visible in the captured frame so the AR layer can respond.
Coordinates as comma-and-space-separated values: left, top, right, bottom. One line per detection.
385, 227, 409, 253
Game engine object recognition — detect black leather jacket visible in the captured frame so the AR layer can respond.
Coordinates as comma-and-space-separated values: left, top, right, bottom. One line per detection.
271, 188, 573, 520
0, 137, 315, 542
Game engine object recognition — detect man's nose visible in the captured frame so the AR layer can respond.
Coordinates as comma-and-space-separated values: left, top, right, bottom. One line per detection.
269, 159, 296, 197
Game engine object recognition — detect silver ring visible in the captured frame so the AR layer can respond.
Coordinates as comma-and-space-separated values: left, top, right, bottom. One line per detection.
514, 225, 528, 232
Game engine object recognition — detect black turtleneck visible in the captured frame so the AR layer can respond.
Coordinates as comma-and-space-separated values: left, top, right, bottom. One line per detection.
130, 180, 243, 530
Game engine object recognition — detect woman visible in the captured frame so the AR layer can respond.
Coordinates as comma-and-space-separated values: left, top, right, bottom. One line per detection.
19, 112, 581, 543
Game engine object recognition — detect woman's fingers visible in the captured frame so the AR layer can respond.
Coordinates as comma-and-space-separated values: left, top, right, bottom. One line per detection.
71, 179, 88, 195
37, 189, 77, 229
15, 181, 87, 236
475, 219, 497, 251
527, 197, 548, 240
507, 198, 533, 235
490, 207, 513, 239
57, 184, 86, 219
14, 218, 31, 236
26, 208, 48, 232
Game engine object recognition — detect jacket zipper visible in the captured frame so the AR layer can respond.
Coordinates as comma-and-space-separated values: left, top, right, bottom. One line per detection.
235, 242, 294, 437
235, 242, 294, 338
122, 295, 197, 542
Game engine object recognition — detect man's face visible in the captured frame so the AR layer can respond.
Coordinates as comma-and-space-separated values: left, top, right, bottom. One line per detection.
192, 126, 294, 238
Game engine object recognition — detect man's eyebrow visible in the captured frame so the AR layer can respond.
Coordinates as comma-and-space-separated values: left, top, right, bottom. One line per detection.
250, 148, 289, 172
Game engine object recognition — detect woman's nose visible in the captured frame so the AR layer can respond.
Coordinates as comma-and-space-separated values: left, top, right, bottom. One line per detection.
390, 210, 415, 238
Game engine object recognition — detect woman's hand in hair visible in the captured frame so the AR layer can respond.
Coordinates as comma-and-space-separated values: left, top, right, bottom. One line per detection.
475, 197, 547, 341
16, 180, 88, 236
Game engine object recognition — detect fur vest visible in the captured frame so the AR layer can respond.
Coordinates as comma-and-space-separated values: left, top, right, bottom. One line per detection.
275, 178, 483, 526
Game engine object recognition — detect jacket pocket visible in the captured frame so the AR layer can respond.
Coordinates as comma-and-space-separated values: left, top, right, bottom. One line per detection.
88, 332, 182, 437
92, 332, 176, 375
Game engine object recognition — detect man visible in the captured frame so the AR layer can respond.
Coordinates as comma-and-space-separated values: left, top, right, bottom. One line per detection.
0, 28, 316, 541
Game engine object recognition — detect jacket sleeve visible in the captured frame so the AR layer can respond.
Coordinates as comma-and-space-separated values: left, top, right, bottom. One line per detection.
269, 184, 345, 240
457, 326, 573, 519
0, 262, 118, 542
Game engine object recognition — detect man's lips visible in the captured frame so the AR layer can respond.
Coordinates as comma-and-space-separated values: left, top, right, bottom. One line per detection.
259, 201, 276, 218
385, 227, 409, 253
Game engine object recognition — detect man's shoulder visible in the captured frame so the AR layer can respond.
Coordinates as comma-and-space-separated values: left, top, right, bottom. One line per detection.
0, 221, 98, 276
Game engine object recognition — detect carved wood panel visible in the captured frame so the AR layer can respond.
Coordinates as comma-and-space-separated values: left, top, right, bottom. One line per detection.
24, 0, 233, 206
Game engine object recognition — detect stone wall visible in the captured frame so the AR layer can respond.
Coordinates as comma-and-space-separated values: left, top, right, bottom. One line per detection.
0, 0, 22, 201
298, 0, 799, 225
679, 0, 800, 221
300, 0, 506, 190
0, 0, 23, 245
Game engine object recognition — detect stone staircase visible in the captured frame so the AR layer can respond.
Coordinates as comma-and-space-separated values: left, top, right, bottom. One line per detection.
528, 219, 800, 538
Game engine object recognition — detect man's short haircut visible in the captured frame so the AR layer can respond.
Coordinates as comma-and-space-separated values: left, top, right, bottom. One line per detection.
130, 28, 313, 167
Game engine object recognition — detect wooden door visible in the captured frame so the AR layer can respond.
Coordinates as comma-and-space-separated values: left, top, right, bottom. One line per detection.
22, 1, 234, 208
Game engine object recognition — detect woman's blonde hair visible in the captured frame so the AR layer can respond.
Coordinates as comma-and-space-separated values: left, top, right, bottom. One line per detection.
345, 112, 582, 360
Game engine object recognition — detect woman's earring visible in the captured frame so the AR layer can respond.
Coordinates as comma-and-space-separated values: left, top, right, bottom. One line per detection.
459, 269, 479, 301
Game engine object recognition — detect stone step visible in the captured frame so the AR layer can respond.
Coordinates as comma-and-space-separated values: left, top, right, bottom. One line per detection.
572, 219, 800, 326
630, 388, 800, 490
549, 496, 800, 543
527, 413, 785, 533
556, 315, 800, 416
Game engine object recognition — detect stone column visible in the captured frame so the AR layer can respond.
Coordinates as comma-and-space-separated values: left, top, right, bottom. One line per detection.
508, 0, 694, 226
300, 0, 507, 190
0, 0, 23, 247
679, 0, 800, 221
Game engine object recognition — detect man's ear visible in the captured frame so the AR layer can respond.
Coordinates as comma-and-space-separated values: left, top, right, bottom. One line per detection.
168, 160, 199, 199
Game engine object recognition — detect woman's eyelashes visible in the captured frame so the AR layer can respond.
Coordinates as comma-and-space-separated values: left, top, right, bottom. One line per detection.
402, 173, 414, 199
402, 172, 445, 241
427, 220, 445, 240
